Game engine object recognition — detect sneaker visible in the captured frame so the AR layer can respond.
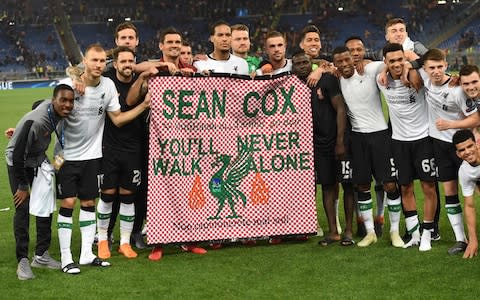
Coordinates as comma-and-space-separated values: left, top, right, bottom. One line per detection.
356, 221, 367, 238
148, 247, 163, 261
86, 257, 111, 267
131, 232, 149, 249
119, 243, 138, 258
181, 244, 207, 254
419, 230, 432, 252
447, 241, 467, 255
431, 228, 441, 241
31, 251, 61, 269
390, 231, 405, 248
374, 216, 384, 237
357, 232, 377, 247
98, 240, 111, 259
17, 258, 35, 280
403, 231, 420, 248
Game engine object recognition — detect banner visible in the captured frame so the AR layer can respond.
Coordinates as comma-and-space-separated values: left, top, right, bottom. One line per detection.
147, 74, 317, 244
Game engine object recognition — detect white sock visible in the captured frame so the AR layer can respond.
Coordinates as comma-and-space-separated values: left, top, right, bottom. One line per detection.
335, 198, 339, 217
79, 208, 96, 264
405, 214, 420, 236
97, 199, 112, 242
358, 199, 374, 233
119, 203, 135, 245
58, 214, 73, 268
446, 203, 466, 242
387, 198, 402, 233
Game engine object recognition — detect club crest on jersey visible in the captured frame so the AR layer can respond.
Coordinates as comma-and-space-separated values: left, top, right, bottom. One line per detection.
466, 99, 476, 113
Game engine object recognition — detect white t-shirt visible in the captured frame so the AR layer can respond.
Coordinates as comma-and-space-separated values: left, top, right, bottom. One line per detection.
340, 61, 388, 133
58, 77, 121, 160
193, 53, 249, 75
377, 75, 429, 141
420, 69, 477, 143
459, 160, 480, 197
256, 59, 292, 75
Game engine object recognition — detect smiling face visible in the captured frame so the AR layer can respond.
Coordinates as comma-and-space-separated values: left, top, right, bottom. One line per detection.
300, 32, 321, 58
386, 22, 407, 45
160, 33, 182, 60
384, 50, 405, 79
114, 50, 135, 78
461, 71, 480, 99
52, 89, 74, 118
456, 138, 480, 166
333, 51, 355, 79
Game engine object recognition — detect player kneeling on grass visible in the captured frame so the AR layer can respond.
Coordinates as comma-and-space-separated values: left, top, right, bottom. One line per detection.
454, 129, 480, 258
6, 84, 74, 280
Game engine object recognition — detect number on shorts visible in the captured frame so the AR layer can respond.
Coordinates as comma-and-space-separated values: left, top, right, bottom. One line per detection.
390, 158, 398, 177
132, 170, 141, 186
341, 160, 352, 179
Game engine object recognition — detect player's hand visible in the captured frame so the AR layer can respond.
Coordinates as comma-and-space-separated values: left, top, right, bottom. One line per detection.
162, 62, 178, 75
193, 53, 208, 61
73, 79, 85, 96
140, 66, 159, 79
5, 127, 15, 139
334, 143, 345, 160
401, 61, 413, 88
200, 70, 211, 76
306, 67, 323, 87
13, 189, 29, 208
404, 50, 420, 61
377, 70, 388, 87
463, 241, 478, 259
449, 75, 460, 87
435, 118, 451, 130
180, 68, 195, 77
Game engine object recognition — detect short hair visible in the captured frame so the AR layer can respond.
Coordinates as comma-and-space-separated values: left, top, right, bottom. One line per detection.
265, 31, 286, 43
453, 129, 475, 145
459, 64, 480, 77
85, 43, 105, 55
231, 24, 249, 33
300, 25, 320, 42
115, 22, 138, 39
344, 36, 364, 45
210, 20, 230, 36
53, 84, 74, 98
382, 43, 404, 58
292, 49, 307, 59
112, 46, 135, 60
159, 27, 182, 43
385, 18, 406, 33
181, 41, 191, 47
423, 48, 446, 62
332, 46, 350, 57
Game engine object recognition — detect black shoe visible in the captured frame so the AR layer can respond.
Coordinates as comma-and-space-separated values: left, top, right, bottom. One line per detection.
447, 241, 467, 255
356, 222, 367, 238
131, 232, 149, 249
431, 227, 441, 241
402, 231, 412, 244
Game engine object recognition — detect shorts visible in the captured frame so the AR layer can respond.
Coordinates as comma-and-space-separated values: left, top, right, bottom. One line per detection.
392, 137, 437, 185
431, 137, 462, 182
350, 130, 396, 185
313, 146, 336, 185
56, 158, 101, 200
101, 148, 142, 191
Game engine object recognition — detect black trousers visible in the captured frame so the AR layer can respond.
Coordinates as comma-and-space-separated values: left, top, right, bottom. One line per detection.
8, 165, 52, 262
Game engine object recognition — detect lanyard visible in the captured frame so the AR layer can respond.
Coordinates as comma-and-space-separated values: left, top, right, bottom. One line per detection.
47, 103, 65, 149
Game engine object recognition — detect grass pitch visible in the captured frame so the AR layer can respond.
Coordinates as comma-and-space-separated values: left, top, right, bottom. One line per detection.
1, 88, 480, 299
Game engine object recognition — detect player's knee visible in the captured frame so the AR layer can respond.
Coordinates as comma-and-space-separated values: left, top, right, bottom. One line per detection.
100, 192, 116, 203
383, 182, 397, 193
61, 197, 76, 209
80, 199, 95, 208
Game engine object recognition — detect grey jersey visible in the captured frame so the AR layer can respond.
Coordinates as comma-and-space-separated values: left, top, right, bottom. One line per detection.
5, 100, 60, 188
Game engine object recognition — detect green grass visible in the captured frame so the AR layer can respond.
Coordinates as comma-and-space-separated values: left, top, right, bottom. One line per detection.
1, 88, 480, 299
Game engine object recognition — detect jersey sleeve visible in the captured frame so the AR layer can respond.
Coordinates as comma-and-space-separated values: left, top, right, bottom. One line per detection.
455, 87, 477, 116
105, 78, 121, 112
12, 120, 35, 190
321, 73, 342, 99
459, 165, 476, 197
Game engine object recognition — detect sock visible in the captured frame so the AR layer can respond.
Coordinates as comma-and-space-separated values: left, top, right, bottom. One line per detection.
119, 201, 135, 245
58, 207, 73, 268
97, 194, 115, 241
79, 206, 96, 264
445, 195, 466, 242
357, 191, 374, 234
335, 198, 339, 218
375, 183, 385, 218
404, 210, 420, 235
387, 198, 402, 233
